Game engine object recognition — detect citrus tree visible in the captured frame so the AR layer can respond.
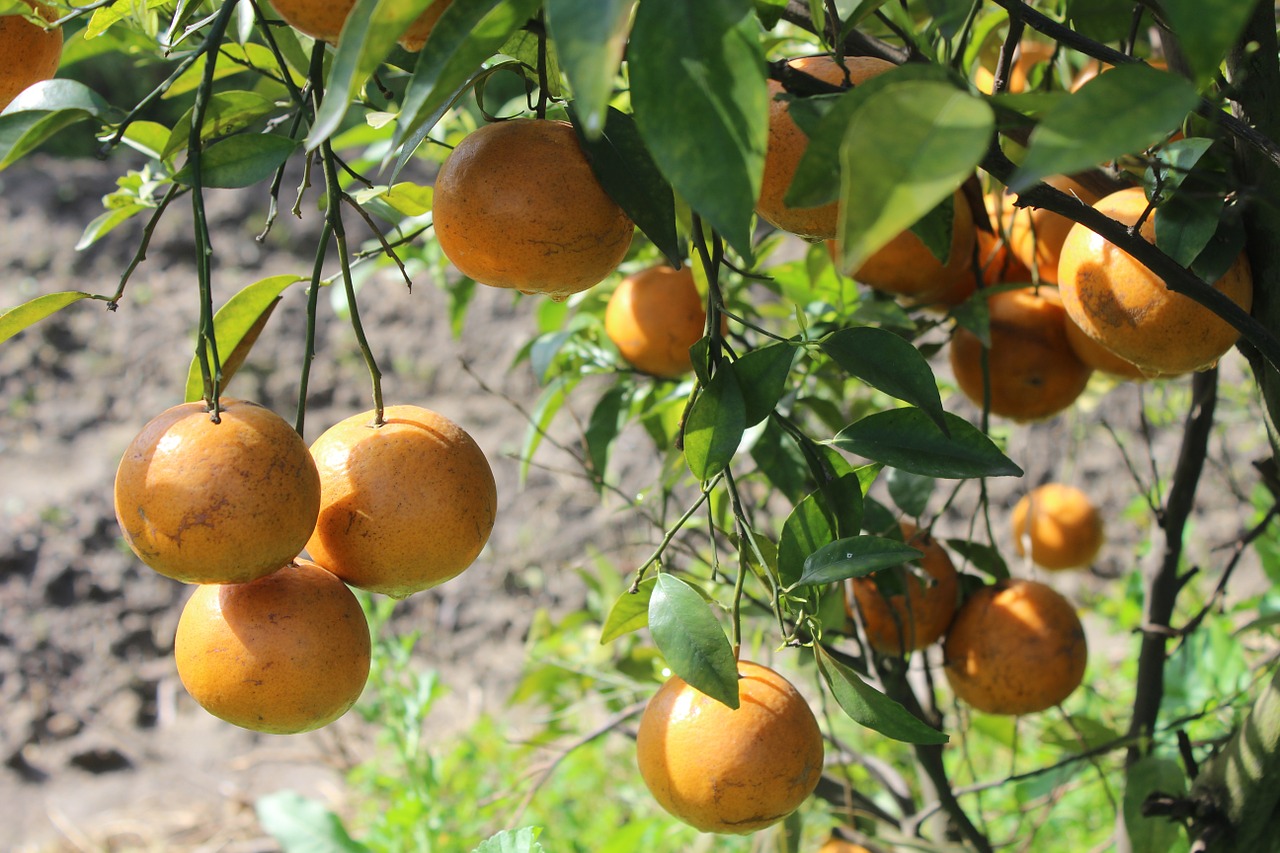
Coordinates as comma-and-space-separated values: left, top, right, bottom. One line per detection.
3, 0, 1280, 851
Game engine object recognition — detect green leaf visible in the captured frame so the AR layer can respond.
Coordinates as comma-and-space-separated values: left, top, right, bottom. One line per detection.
76, 204, 146, 251
473, 827, 546, 853
833, 409, 1023, 479
835, 81, 993, 274
601, 577, 656, 644
797, 535, 923, 587
545, 0, 632, 137
255, 791, 371, 853
815, 645, 948, 743
629, 0, 768, 260
649, 574, 739, 709
885, 467, 934, 518
165, 44, 302, 99
1008, 64, 1199, 193
585, 383, 631, 488
570, 107, 680, 267
84, 0, 168, 39
683, 368, 746, 481
0, 292, 94, 344
1144, 137, 1216, 198
351, 182, 433, 216
777, 473, 864, 587
173, 134, 298, 189
1161, 0, 1256, 86
163, 90, 280, 159
1124, 755, 1186, 853
183, 275, 302, 402
1154, 192, 1221, 269
820, 327, 947, 432
732, 342, 797, 427
519, 374, 579, 484
0, 80, 109, 170
943, 538, 1009, 580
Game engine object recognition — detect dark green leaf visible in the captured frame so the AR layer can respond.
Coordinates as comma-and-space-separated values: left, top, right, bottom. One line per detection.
732, 342, 797, 426
943, 538, 1009, 580
1009, 64, 1199, 192
0, 291, 93, 344
184, 275, 301, 403
1124, 755, 1186, 853
545, 0, 632, 137
1161, 0, 1256, 86
777, 473, 864, 587
629, 0, 767, 259
833, 409, 1023, 479
163, 90, 279, 159
472, 827, 546, 853
585, 383, 631, 488
255, 791, 370, 853
797, 535, 923, 586
1154, 192, 1221, 269
815, 645, 948, 743
684, 368, 746, 481
649, 574, 739, 709
910, 193, 955, 263
820, 327, 947, 432
885, 467, 935, 518
173, 134, 298, 189
601, 577, 656, 644
750, 418, 811, 503
0, 80, 109, 170
1144, 137, 1216, 198
1066, 0, 1134, 43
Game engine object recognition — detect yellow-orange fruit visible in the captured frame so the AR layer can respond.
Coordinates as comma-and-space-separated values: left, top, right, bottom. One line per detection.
1063, 311, 1151, 380
757, 55, 896, 240
944, 579, 1087, 715
1058, 186, 1253, 375
605, 265, 710, 378
114, 399, 321, 585
847, 523, 959, 655
175, 560, 370, 734
1011, 483, 1105, 571
0, 1, 62, 113
819, 839, 872, 853
306, 405, 497, 599
974, 41, 1056, 94
636, 660, 824, 834
852, 191, 978, 302
432, 119, 634, 300
1004, 175, 1104, 285
267, 0, 450, 49
949, 287, 1093, 421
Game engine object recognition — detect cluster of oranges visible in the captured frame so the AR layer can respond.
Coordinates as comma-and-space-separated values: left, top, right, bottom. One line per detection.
114, 399, 496, 734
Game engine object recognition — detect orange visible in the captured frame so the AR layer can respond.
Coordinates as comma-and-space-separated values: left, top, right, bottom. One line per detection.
305, 405, 497, 599
604, 265, 709, 378
0, 1, 62, 113
267, 0, 451, 49
847, 522, 958, 655
1011, 483, 1105, 571
114, 399, 321, 585
636, 659, 824, 834
974, 41, 1056, 94
1058, 186, 1253, 375
948, 287, 1093, 421
432, 119, 634, 300
1063, 310, 1151, 380
819, 839, 871, 853
757, 55, 896, 240
911, 196, 1032, 312
851, 191, 978, 303
1004, 175, 1103, 285
174, 559, 371, 734
943, 579, 1087, 715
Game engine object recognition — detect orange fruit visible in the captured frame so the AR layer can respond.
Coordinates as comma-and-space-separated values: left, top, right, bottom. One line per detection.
974, 41, 1056, 94
636, 659, 824, 834
943, 579, 1087, 715
267, 0, 450, 49
948, 287, 1093, 421
0, 1, 62, 113
1011, 483, 1105, 571
851, 191, 978, 303
819, 839, 871, 853
1057, 186, 1253, 375
174, 560, 371, 734
432, 118, 634, 300
604, 265, 709, 378
757, 55, 896, 240
1004, 175, 1103, 285
114, 399, 321, 585
1063, 310, 1151, 380
847, 522, 959, 655
305, 405, 497, 599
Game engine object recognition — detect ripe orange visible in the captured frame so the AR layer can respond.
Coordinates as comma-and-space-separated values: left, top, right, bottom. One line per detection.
1011, 483, 1105, 571
1062, 310, 1151, 380
852, 191, 978, 303
604, 265, 709, 378
174, 559, 370, 734
757, 55, 896, 240
847, 522, 959, 655
432, 118, 634, 300
1057, 186, 1253, 375
818, 839, 871, 853
973, 41, 1056, 94
0, 1, 62, 113
948, 287, 1093, 421
267, 0, 451, 49
1003, 175, 1103, 285
944, 579, 1087, 715
114, 399, 321, 585
636, 659, 824, 834
305, 405, 497, 599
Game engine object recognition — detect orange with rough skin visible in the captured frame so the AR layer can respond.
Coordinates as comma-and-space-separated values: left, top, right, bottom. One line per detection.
1057, 186, 1253, 375
267, 0, 451, 49
605, 265, 710, 378
757, 55, 896, 240
944, 579, 1087, 715
432, 119, 633, 300
974, 41, 1056, 94
1063, 311, 1151, 380
1004, 175, 1103, 285
305, 405, 497, 599
636, 659, 824, 834
0, 1, 62, 113
852, 191, 978, 302
113, 399, 321, 585
1011, 483, 1105, 571
847, 523, 959, 655
949, 287, 1093, 421
174, 560, 371, 734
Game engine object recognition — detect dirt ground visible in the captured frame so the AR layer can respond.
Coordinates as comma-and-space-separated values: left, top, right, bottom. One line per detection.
1, 153, 1273, 852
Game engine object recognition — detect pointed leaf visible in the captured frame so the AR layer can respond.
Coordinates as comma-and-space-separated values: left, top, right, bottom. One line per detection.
585, 382, 631, 488
683, 368, 746, 481
0, 291, 93, 344
777, 472, 864, 586
944, 538, 1009, 580
820, 327, 946, 432
732, 341, 797, 427
184, 275, 302, 402
885, 467, 935, 518
797, 535, 923, 586
1160, 0, 1256, 86
545, 0, 633, 137
629, 0, 767, 260
76, 204, 146, 250
815, 645, 948, 744
255, 791, 370, 853
0, 80, 109, 170
649, 574, 739, 709
473, 827, 546, 853
601, 577, 656, 644
833, 409, 1023, 479
174, 134, 298, 189
163, 90, 279, 159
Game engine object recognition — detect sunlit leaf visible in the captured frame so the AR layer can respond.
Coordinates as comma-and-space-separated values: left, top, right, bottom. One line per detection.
0, 80, 109, 170
256, 791, 370, 853
0, 292, 94, 344
683, 368, 746, 481
649, 574, 739, 709
173, 134, 298, 188
815, 645, 948, 743
833, 409, 1023, 479
184, 275, 302, 402
797, 535, 922, 586
732, 341, 797, 427
600, 577, 656, 644
820, 327, 947, 432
